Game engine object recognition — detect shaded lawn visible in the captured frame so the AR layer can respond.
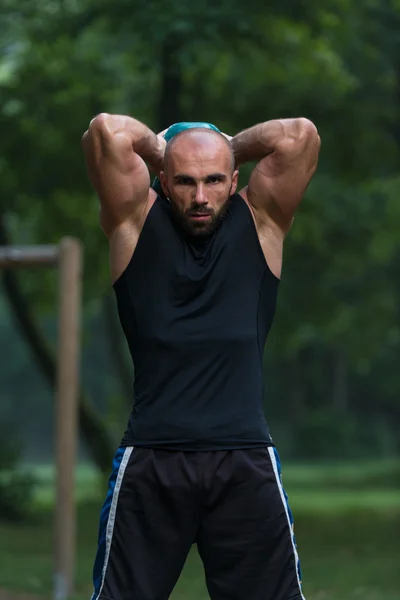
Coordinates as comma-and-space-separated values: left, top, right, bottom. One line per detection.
1, 461, 399, 600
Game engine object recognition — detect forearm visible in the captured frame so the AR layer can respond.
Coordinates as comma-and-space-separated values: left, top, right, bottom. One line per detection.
86, 113, 164, 172
231, 119, 309, 166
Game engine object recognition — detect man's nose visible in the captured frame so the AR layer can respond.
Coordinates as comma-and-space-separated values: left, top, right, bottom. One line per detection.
194, 183, 207, 204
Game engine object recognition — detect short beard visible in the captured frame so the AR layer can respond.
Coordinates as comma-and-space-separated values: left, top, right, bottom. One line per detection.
169, 195, 232, 238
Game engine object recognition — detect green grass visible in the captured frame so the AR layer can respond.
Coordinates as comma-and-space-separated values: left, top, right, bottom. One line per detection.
28, 458, 400, 508
1, 460, 399, 600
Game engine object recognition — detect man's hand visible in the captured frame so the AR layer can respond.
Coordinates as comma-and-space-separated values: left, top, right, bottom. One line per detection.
149, 136, 166, 175
221, 132, 233, 142
155, 128, 168, 168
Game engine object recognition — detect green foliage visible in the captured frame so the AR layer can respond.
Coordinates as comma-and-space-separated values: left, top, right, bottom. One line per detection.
291, 408, 397, 460
0, 430, 37, 522
0, 0, 399, 461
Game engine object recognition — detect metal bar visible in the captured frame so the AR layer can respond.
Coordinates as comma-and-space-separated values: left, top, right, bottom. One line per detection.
54, 237, 83, 600
0, 245, 59, 267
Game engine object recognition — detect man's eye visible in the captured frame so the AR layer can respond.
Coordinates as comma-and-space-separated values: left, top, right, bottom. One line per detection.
178, 178, 192, 185
208, 176, 221, 184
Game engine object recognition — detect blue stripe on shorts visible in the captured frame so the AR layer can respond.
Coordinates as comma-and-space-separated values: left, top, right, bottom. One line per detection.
92, 447, 126, 597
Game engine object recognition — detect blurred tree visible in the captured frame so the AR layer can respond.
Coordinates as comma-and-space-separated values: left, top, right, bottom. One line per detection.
0, 215, 115, 473
0, 0, 399, 463
0, 425, 37, 522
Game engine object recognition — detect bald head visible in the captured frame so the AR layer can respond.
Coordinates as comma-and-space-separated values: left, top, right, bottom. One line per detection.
159, 127, 239, 238
164, 128, 235, 174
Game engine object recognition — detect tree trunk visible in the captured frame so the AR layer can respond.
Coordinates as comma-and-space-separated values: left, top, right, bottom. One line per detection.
289, 354, 307, 422
0, 215, 114, 474
157, 37, 184, 131
332, 349, 348, 413
102, 293, 133, 405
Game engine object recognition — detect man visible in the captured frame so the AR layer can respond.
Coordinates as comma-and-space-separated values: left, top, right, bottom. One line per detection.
82, 115, 320, 600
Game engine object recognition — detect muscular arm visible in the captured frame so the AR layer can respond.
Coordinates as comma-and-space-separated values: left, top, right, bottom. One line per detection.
232, 118, 320, 230
82, 114, 165, 237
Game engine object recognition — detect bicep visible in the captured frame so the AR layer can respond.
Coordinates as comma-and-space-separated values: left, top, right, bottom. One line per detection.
83, 123, 150, 234
247, 122, 320, 226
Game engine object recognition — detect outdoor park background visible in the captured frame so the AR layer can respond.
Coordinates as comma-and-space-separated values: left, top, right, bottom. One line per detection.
0, 1, 399, 599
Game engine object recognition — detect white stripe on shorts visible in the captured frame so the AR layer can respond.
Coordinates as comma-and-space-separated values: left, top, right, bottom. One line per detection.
268, 447, 306, 600
94, 446, 133, 600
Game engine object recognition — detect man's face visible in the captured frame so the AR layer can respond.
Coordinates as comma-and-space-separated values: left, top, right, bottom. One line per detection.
159, 131, 239, 237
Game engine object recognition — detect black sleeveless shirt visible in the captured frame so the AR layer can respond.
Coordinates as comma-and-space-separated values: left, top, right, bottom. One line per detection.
113, 194, 279, 450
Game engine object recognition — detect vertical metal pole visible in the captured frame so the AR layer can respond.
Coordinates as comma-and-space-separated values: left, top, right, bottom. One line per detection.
54, 237, 82, 600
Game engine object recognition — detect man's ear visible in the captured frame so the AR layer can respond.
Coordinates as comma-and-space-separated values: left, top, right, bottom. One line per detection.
230, 169, 239, 195
159, 171, 169, 197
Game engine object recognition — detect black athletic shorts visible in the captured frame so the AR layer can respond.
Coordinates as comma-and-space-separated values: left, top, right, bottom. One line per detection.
91, 447, 304, 600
